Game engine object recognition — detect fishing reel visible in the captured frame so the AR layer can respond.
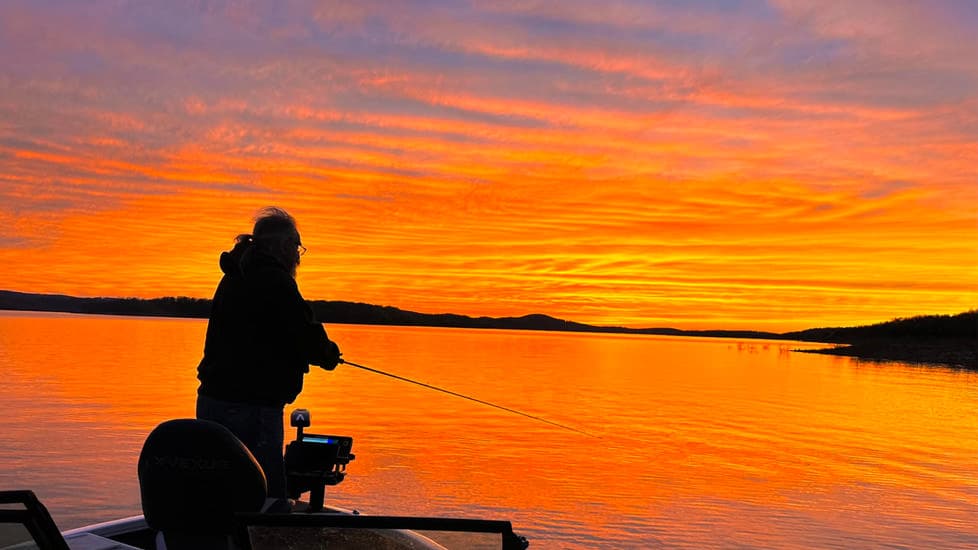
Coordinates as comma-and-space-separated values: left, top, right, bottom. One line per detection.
284, 408, 355, 512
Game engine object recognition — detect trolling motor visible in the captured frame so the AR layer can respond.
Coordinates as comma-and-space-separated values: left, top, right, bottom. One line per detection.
284, 409, 355, 512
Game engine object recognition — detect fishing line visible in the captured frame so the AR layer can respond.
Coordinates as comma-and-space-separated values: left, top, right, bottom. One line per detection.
338, 358, 597, 438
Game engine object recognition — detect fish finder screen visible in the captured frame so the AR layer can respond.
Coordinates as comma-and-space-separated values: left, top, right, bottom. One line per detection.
303, 435, 337, 445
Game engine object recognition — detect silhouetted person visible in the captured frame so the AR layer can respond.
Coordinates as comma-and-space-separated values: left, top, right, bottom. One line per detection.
196, 207, 341, 498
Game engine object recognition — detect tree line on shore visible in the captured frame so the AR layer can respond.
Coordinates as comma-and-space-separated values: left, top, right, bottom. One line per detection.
1, 289, 973, 345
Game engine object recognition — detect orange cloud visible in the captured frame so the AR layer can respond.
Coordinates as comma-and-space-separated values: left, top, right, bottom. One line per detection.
0, 1, 975, 331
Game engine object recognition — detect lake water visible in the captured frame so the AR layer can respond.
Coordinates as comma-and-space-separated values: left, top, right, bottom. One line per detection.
0, 311, 976, 548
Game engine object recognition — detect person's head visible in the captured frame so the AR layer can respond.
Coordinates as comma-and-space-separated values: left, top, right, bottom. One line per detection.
238, 207, 304, 277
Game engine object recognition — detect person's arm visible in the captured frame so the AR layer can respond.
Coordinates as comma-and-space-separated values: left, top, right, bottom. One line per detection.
261, 269, 341, 370
306, 319, 341, 370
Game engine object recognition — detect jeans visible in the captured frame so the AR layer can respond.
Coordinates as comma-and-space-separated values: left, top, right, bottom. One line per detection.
196, 394, 287, 498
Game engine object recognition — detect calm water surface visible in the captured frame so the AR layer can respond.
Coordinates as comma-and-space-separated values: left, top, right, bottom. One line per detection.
0, 312, 976, 548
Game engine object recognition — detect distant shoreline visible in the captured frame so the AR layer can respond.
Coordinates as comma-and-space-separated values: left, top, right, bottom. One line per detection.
1, 289, 974, 370
795, 341, 977, 370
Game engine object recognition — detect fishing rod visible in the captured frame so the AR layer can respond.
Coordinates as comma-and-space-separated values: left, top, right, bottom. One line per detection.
338, 358, 597, 438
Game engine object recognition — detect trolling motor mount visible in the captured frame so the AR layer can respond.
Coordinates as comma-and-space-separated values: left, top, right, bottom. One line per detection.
284, 408, 355, 512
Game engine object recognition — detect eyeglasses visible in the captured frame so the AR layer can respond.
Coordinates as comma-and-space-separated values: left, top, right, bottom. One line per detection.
298, 244, 307, 256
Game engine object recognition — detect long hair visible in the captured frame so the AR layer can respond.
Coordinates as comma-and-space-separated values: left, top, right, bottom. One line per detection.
235, 207, 301, 276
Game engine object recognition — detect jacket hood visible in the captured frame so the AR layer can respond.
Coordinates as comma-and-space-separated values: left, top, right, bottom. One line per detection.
219, 240, 251, 278
219, 240, 289, 278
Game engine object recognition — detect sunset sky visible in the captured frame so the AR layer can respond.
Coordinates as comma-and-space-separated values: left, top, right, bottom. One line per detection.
0, 1, 975, 331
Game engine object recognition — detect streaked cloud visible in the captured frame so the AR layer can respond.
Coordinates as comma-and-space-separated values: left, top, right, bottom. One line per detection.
0, 0, 975, 330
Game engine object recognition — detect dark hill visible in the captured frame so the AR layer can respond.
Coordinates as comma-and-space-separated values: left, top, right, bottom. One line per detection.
0, 290, 211, 318
783, 311, 977, 342
784, 311, 977, 369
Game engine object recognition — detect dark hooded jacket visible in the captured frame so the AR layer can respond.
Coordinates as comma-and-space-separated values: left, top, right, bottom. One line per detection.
196, 240, 339, 407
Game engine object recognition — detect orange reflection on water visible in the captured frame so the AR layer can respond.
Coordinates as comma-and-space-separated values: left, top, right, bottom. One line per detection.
2, 313, 976, 548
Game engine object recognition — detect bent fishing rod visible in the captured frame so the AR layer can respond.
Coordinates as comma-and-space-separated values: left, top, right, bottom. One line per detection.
338, 358, 597, 438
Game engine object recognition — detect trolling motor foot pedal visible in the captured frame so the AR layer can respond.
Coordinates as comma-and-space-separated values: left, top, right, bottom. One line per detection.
284, 409, 355, 512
